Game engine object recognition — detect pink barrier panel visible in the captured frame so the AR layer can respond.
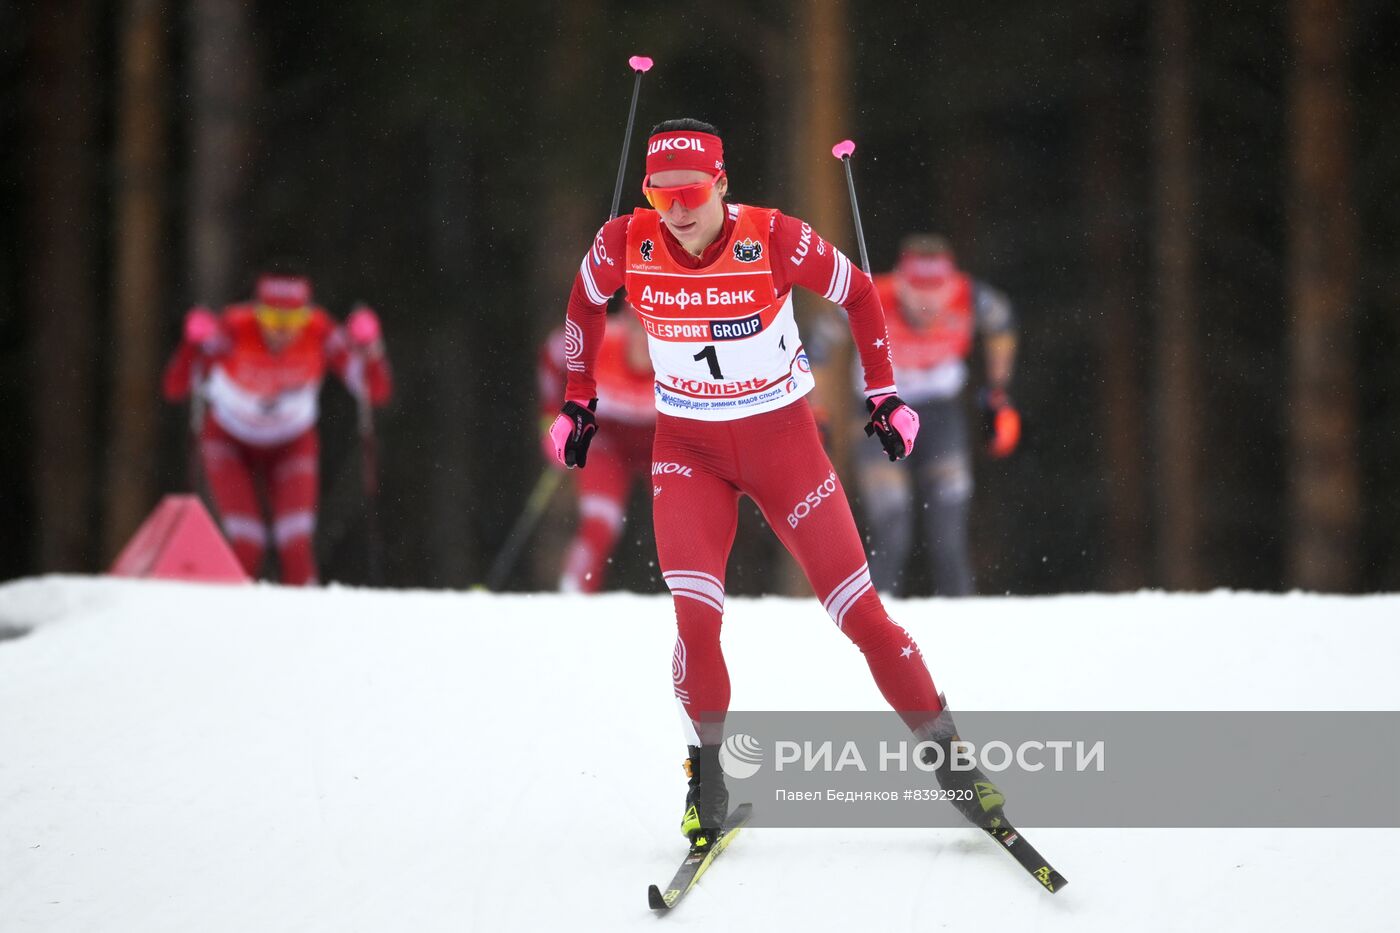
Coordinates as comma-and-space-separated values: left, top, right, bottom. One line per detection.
109, 494, 250, 583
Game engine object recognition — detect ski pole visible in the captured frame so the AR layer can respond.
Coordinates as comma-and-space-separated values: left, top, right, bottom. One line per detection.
354, 383, 384, 587
187, 358, 207, 494
344, 301, 388, 585
485, 468, 564, 592
355, 388, 384, 586
831, 139, 873, 275
609, 55, 654, 221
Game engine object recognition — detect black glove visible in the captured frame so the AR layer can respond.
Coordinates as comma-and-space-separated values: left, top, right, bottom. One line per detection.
546, 399, 598, 468
864, 393, 920, 462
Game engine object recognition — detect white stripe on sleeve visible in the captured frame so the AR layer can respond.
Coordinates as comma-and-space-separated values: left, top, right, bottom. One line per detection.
823, 251, 852, 304
579, 256, 607, 306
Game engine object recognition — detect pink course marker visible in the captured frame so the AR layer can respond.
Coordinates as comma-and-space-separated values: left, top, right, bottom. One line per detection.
831, 139, 856, 160
629, 55, 654, 73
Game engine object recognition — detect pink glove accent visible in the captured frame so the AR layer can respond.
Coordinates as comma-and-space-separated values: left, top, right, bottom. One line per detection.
547, 412, 575, 466
184, 307, 217, 346
347, 306, 382, 345
869, 392, 919, 458
890, 406, 920, 457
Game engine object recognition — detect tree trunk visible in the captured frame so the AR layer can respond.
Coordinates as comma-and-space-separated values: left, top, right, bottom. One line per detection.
1152, 0, 1202, 589
791, 0, 853, 255
105, 0, 169, 561
27, 0, 100, 572
1086, 69, 1149, 591
187, 0, 253, 306
786, 0, 853, 597
1287, 0, 1359, 591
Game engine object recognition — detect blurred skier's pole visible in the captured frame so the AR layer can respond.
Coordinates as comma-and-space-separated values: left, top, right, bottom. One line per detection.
830, 139, 872, 275
485, 469, 564, 591
187, 359, 206, 494
355, 387, 385, 587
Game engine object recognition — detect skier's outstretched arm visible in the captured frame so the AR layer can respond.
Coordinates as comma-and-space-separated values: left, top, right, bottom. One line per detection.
547, 216, 629, 468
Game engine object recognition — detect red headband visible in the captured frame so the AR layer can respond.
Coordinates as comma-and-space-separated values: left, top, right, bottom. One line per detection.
645, 131, 725, 179
255, 275, 312, 308
897, 253, 956, 287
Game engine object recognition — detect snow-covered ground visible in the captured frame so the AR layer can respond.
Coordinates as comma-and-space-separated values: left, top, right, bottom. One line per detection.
1, 576, 1397, 932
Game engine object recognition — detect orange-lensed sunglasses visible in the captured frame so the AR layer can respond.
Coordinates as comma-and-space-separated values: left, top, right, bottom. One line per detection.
643, 172, 724, 213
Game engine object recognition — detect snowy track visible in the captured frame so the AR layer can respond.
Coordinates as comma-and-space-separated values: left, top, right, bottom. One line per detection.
1, 577, 1397, 932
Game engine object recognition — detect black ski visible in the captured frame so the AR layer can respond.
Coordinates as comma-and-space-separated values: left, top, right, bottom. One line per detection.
647, 802, 754, 911
983, 820, 1068, 893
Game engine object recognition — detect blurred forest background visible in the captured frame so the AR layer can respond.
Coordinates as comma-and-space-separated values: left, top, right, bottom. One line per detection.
2, 0, 1397, 594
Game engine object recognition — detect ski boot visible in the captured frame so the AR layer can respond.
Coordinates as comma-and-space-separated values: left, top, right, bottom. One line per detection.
679, 744, 730, 851
918, 706, 1007, 828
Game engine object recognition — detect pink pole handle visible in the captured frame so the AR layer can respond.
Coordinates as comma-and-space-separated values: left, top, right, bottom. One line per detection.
628, 55, 654, 73
831, 139, 856, 160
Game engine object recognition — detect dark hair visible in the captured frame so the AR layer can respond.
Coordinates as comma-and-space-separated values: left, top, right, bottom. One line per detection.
899, 234, 954, 259
649, 118, 720, 137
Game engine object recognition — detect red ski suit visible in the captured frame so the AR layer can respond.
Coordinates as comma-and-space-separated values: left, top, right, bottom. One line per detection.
564, 203, 943, 744
163, 305, 391, 584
